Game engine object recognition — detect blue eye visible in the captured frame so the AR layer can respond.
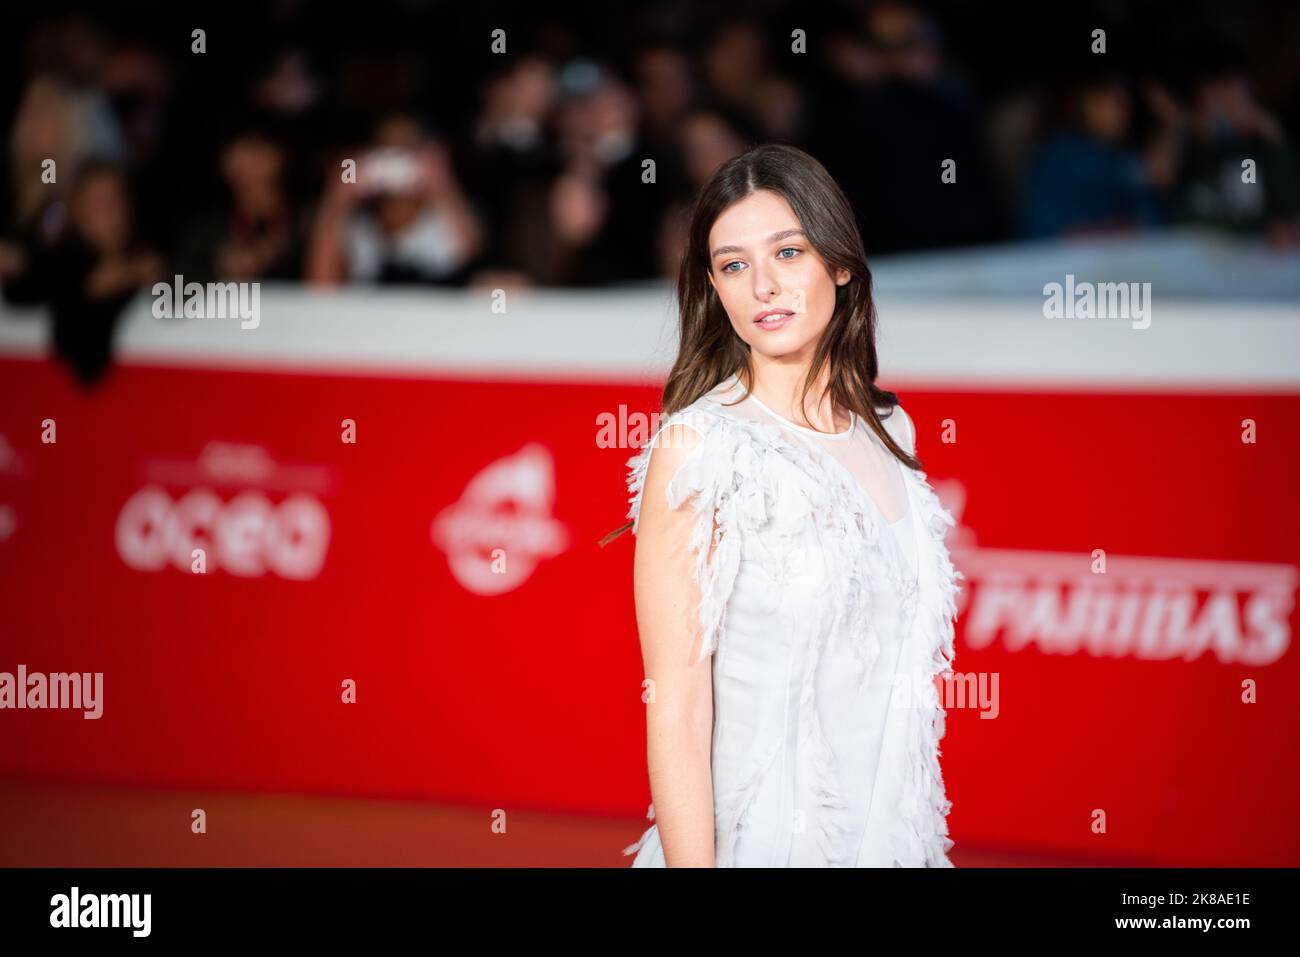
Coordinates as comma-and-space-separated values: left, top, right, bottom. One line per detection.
721, 247, 799, 274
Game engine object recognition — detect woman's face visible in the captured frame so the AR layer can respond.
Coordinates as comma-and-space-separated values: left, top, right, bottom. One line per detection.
706, 189, 849, 365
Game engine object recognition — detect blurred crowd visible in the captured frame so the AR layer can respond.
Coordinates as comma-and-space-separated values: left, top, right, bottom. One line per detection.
1, 0, 1298, 382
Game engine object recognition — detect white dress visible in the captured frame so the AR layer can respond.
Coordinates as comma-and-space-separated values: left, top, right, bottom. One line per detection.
621, 374, 963, 867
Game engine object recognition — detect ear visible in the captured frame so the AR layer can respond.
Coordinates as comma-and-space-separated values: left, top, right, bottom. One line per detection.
834, 267, 850, 286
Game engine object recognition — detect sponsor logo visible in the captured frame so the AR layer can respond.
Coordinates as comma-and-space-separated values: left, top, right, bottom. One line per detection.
115, 441, 332, 579
432, 443, 569, 595
938, 480, 1296, 665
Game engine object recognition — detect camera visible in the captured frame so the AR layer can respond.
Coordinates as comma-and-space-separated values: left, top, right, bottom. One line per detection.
357, 148, 422, 196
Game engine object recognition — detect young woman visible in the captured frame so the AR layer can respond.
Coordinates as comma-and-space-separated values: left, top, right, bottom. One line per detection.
603, 143, 963, 867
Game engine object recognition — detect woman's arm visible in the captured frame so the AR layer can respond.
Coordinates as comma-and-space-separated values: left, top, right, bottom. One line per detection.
632, 423, 717, 867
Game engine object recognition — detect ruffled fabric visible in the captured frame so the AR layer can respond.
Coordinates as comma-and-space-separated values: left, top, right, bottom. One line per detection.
620, 801, 657, 858
886, 461, 964, 868
622, 399, 961, 867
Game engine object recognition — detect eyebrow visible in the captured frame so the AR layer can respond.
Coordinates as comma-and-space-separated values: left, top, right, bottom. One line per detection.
710, 228, 807, 259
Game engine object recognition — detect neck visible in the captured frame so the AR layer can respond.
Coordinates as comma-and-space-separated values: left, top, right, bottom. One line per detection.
744, 357, 846, 433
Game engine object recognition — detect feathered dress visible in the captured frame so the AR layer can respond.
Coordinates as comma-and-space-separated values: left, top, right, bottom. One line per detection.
622, 374, 963, 867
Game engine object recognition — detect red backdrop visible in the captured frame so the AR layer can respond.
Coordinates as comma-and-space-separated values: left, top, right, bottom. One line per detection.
1, 356, 1297, 865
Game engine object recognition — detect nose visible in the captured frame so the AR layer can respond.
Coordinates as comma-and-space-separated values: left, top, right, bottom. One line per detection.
752, 265, 780, 300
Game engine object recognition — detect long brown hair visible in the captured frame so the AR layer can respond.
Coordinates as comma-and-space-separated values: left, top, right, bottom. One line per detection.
599, 142, 920, 547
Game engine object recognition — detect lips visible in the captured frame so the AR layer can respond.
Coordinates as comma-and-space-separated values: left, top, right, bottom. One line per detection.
754, 308, 795, 331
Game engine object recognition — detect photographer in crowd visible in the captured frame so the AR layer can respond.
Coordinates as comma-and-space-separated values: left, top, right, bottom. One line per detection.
305, 114, 486, 287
